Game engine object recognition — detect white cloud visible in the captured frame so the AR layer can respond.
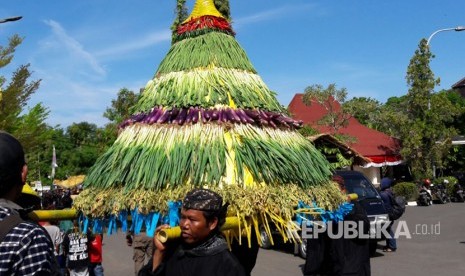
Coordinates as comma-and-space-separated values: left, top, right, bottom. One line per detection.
94, 30, 171, 59
329, 62, 384, 80
234, 4, 318, 27
31, 72, 134, 128
42, 20, 106, 77
27, 19, 167, 127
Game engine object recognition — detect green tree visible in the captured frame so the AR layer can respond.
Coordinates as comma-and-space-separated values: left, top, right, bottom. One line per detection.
0, 35, 54, 182
67, 122, 98, 148
51, 122, 107, 179
297, 125, 319, 137
171, 0, 188, 43
18, 104, 55, 183
214, 0, 231, 19
0, 63, 41, 133
442, 89, 465, 173
102, 87, 140, 144
302, 83, 353, 136
444, 89, 465, 134
343, 97, 381, 129
95, 123, 118, 149
0, 34, 21, 69
0, 36, 41, 134
370, 96, 410, 136
103, 88, 139, 125
397, 39, 460, 180
36, 128, 71, 184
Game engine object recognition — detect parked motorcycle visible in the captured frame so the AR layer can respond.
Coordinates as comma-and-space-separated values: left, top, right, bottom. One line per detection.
417, 186, 432, 206
451, 182, 465, 203
430, 181, 449, 204
416, 179, 433, 206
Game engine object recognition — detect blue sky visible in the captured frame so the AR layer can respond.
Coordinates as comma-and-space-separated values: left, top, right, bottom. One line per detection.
1, 0, 465, 128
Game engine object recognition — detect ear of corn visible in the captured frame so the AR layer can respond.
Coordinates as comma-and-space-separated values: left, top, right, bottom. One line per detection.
74, 182, 347, 242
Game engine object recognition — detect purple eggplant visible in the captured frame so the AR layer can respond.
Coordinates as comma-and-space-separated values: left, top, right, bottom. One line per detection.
192, 107, 199, 124
176, 108, 188, 125
151, 108, 164, 123
223, 109, 233, 123
201, 109, 207, 124
142, 109, 155, 123
229, 109, 241, 123
146, 111, 158, 124
244, 109, 260, 120
150, 107, 160, 116
235, 109, 248, 124
259, 110, 270, 121
235, 109, 251, 124
264, 111, 280, 120
218, 109, 225, 123
281, 116, 295, 124
259, 118, 269, 126
292, 121, 303, 128
170, 107, 180, 122
137, 114, 146, 122
157, 109, 171, 124
119, 121, 128, 129
274, 116, 285, 124
185, 107, 194, 124
273, 115, 288, 123
147, 114, 158, 124
132, 113, 145, 123
243, 111, 255, 124
211, 109, 219, 121
204, 109, 211, 121
269, 120, 277, 128
143, 109, 157, 124
142, 116, 150, 124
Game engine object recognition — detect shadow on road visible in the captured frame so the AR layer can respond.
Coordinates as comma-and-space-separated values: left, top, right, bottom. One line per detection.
264, 242, 296, 256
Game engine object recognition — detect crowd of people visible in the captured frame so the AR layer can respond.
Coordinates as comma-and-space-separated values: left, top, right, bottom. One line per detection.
41, 189, 74, 211
34, 186, 105, 275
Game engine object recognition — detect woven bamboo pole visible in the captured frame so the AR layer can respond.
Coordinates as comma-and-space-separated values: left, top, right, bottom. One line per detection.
28, 209, 78, 221
157, 216, 240, 243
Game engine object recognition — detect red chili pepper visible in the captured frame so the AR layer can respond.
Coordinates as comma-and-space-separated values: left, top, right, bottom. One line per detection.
176, 15, 233, 35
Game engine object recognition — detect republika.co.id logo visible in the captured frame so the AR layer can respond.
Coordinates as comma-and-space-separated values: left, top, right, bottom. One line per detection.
301, 220, 440, 239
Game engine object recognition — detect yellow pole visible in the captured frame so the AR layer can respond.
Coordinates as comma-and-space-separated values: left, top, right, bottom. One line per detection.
348, 193, 358, 201
28, 209, 78, 221
157, 216, 239, 243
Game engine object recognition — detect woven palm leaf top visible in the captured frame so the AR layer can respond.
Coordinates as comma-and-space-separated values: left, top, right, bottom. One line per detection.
74, 0, 347, 243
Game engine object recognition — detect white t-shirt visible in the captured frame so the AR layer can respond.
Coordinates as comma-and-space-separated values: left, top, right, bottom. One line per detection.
44, 224, 63, 256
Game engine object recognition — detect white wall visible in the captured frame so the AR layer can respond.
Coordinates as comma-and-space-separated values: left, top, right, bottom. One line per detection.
354, 166, 381, 188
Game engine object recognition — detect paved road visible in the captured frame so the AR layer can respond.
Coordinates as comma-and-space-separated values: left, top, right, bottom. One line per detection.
370, 202, 465, 276
102, 203, 465, 275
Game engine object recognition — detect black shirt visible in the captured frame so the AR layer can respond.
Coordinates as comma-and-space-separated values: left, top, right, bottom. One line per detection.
139, 234, 246, 276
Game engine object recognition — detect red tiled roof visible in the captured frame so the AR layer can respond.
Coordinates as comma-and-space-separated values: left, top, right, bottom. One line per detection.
452, 77, 465, 89
288, 94, 401, 160
308, 133, 371, 166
